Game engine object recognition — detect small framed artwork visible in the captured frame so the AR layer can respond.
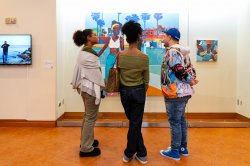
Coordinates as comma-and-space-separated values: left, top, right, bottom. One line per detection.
196, 40, 218, 62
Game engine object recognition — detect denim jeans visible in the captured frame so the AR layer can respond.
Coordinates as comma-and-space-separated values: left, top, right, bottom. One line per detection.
120, 84, 147, 158
164, 96, 191, 149
2, 53, 8, 63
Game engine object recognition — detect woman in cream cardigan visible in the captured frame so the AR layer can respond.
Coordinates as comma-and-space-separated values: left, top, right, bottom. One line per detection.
71, 29, 105, 157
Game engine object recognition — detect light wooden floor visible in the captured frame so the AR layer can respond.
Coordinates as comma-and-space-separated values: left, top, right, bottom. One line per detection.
0, 127, 250, 166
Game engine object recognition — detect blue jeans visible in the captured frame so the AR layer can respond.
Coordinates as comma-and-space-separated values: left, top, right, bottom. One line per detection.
164, 96, 191, 149
120, 84, 147, 158
2, 53, 8, 63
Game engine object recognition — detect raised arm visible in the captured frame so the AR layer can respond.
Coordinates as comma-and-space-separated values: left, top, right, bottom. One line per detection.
97, 37, 110, 57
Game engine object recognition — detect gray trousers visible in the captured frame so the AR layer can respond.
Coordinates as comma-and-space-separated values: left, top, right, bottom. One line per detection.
80, 92, 100, 152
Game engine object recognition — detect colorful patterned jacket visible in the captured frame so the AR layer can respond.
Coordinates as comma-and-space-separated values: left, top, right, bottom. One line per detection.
161, 44, 196, 98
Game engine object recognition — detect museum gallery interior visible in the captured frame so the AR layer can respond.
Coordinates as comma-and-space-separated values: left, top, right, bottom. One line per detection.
0, 0, 250, 165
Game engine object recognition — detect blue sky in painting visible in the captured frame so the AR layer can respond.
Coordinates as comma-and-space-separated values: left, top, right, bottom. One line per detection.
85, 13, 179, 30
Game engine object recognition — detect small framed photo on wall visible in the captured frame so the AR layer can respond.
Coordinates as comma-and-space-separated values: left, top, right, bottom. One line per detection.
196, 40, 218, 62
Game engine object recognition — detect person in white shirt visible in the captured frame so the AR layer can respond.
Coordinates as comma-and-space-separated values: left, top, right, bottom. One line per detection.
98, 21, 124, 86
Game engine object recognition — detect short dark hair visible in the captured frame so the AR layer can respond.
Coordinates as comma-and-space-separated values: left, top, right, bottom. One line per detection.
73, 29, 93, 47
122, 20, 142, 44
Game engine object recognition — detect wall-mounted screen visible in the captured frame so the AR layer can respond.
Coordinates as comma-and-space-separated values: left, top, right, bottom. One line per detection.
0, 34, 32, 65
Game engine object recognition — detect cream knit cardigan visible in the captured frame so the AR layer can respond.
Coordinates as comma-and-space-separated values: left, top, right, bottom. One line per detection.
71, 51, 105, 104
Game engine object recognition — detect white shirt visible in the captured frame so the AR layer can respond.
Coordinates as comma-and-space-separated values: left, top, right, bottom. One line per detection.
108, 37, 120, 48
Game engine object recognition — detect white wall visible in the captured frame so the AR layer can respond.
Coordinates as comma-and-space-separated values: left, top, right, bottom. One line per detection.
56, 0, 189, 113
237, 0, 250, 118
0, 0, 57, 120
56, 0, 66, 118
57, 0, 244, 114
187, 0, 240, 113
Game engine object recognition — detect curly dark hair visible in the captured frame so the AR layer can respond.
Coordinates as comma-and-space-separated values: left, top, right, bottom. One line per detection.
121, 20, 142, 44
72, 29, 93, 47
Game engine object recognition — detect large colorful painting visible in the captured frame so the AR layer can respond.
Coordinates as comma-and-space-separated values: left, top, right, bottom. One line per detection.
196, 40, 218, 62
86, 12, 179, 96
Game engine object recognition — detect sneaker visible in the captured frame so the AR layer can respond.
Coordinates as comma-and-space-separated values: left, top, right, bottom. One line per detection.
79, 147, 101, 157
160, 148, 180, 161
135, 155, 148, 164
123, 154, 133, 163
179, 147, 189, 156
80, 139, 99, 148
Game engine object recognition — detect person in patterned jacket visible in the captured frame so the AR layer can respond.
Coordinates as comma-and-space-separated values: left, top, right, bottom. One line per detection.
159, 28, 198, 161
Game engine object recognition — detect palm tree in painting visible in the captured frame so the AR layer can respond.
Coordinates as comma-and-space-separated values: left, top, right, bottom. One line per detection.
91, 12, 101, 35
131, 14, 140, 22
125, 15, 132, 22
125, 14, 140, 22
97, 19, 105, 37
154, 13, 163, 34
117, 12, 122, 22
141, 13, 151, 29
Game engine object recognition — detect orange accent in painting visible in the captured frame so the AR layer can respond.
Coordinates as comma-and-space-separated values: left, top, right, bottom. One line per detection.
147, 85, 163, 96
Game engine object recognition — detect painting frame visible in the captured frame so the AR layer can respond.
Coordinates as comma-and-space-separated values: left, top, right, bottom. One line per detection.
196, 39, 218, 62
